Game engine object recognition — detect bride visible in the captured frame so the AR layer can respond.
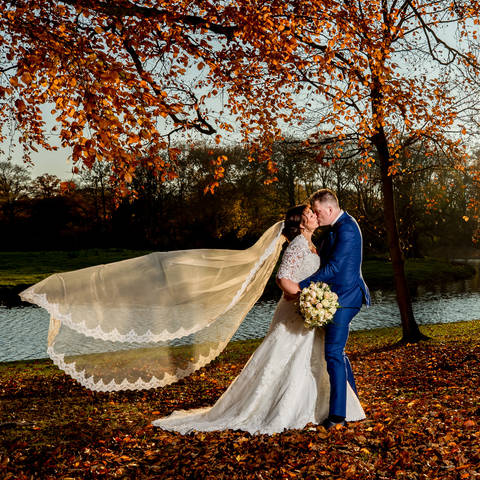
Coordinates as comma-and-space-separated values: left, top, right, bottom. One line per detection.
152, 204, 365, 434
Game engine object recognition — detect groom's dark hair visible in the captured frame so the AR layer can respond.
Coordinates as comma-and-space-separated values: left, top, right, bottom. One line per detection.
309, 188, 339, 206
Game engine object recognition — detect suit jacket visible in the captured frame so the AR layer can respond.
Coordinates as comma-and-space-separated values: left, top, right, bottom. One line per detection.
299, 212, 370, 308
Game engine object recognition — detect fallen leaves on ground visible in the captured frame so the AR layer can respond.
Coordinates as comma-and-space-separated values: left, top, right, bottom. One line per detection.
1, 322, 479, 479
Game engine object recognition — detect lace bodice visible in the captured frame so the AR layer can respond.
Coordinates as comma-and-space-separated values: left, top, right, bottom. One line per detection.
276, 234, 320, 283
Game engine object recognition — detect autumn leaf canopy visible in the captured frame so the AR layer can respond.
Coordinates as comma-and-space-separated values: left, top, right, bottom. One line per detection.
0, 0, 479, 204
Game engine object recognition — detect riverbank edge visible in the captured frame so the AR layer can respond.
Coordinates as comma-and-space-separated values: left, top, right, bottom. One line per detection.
0, 256, 476, 306
2, 318, 479, 372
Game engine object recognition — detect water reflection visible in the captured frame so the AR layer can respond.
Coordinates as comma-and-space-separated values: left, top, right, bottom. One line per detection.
1, 260, 479, 363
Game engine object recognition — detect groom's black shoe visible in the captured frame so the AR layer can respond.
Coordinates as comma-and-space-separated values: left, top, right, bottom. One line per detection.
322, 416, 346, 430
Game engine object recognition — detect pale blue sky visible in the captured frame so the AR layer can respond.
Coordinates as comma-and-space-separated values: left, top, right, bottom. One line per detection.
7, 102, 75, 180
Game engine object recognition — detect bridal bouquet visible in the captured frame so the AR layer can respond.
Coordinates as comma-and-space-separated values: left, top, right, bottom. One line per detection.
299, 282, 340, 328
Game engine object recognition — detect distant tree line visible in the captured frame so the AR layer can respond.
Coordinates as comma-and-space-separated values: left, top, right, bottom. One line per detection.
0, 140, 476, 257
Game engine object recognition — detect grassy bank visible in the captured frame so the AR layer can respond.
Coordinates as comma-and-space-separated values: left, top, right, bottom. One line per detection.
0, 250, 475, 303
0, 249, 152, 287
0, 249, 153, 305
1, 320, 479, 479
362, 256, 476, 290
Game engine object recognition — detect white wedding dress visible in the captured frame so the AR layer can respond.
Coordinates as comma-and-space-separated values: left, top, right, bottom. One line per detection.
152, 234, 365, 435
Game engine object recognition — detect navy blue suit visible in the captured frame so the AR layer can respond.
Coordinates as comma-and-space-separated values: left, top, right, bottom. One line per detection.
299, 212, 370, 418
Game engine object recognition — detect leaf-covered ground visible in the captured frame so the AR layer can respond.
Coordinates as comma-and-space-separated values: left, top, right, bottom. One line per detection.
1, 321, 479, 479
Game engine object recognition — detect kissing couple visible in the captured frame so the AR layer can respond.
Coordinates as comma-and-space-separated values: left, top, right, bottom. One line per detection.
153, 188, 371, 433
21, 188, 370, 435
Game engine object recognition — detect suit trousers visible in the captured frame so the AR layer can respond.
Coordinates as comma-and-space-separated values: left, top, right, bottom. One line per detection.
324, 305, 360, 418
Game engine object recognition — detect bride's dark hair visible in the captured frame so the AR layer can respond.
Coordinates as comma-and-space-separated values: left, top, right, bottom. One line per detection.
282, 204, 308, 242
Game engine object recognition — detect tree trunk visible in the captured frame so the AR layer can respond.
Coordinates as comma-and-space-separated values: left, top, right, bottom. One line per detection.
287, 162, 296, 207
372, 128, 428, 343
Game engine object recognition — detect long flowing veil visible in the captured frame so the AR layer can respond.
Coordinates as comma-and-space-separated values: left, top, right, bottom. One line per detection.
20, 222, 286, 392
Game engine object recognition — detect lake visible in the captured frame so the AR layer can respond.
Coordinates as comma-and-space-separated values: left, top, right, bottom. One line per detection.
1, 260, 479, 363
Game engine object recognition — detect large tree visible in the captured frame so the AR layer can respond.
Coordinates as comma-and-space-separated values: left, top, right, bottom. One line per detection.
1, 0, 480, 341
236, 0, 480, 341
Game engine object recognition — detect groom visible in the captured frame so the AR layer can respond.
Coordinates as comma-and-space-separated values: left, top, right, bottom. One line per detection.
294, 188, 370, 429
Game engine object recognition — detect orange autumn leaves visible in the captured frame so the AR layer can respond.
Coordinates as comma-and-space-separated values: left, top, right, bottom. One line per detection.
1, 0, 226, 189
0, 0, 479, 218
